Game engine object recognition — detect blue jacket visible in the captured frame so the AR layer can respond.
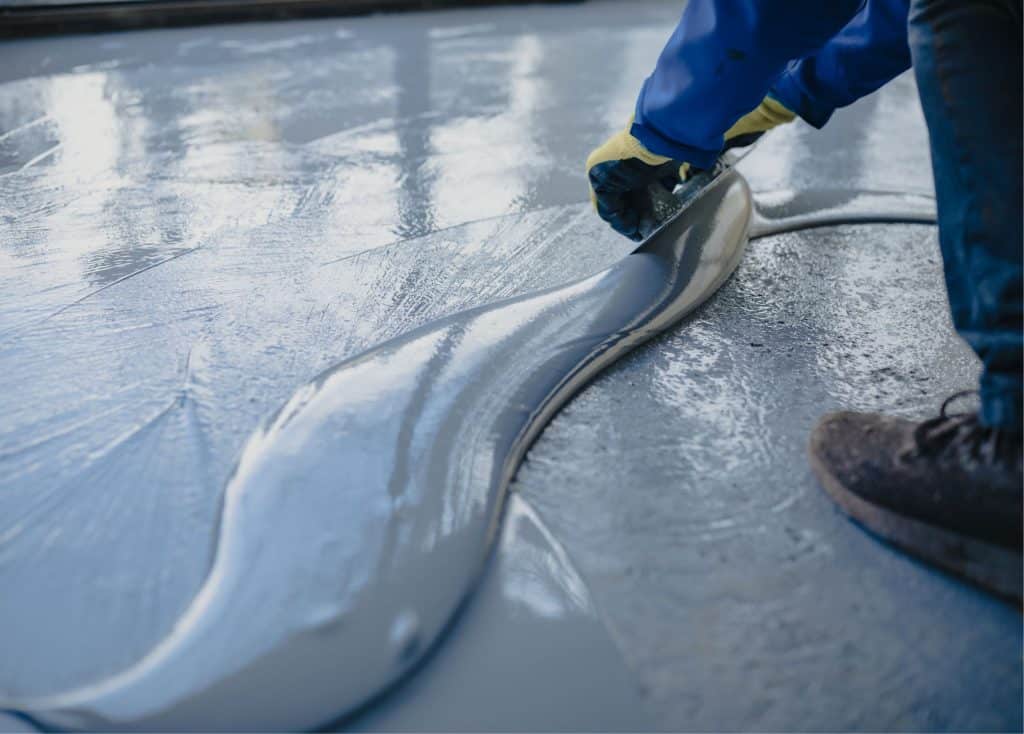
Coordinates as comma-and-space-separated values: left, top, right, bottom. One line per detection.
632, 0, 912, 168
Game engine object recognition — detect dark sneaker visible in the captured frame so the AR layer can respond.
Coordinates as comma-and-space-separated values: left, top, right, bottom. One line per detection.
808, 392, 1023, 601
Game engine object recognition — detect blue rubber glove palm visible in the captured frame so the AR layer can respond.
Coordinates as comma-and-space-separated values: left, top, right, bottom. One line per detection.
587, 98, 794, 240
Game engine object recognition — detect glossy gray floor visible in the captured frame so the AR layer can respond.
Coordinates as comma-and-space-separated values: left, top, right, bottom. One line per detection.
0, 1, 1020, 730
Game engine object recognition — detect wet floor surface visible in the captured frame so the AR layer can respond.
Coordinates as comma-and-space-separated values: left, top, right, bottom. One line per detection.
514, 221, 1018, 730
0, 0, 1020, 729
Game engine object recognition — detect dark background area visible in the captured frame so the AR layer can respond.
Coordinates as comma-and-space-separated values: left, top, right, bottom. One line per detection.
1, 0, 579, 38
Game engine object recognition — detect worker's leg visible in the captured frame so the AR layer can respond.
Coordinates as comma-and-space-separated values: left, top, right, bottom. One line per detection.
909, 0, 1023, 431
770, 0, 912, 128
808, 0, 1022, 601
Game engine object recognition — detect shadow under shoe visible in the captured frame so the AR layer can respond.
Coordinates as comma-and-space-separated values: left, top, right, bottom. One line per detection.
808, 393, 1023, 601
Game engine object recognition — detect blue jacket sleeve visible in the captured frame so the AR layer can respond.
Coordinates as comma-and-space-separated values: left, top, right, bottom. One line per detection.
632, 0, 863, 167
771, 0, 911, 128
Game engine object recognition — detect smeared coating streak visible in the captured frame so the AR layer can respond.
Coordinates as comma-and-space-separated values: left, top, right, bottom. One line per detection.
11, 168, 751, 731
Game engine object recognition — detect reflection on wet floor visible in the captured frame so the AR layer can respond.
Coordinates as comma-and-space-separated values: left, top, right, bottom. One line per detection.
347, 495, 652, 733
0, 4, 650, 698
6, 166, 746, 732
0, 0, 1020, 729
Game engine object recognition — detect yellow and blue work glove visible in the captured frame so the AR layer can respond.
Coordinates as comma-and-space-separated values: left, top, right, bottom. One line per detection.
586, 97, 795, 241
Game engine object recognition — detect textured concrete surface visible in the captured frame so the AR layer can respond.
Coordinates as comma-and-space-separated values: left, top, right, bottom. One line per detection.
514, 221, 1019, 731
0, 0, 1020, 729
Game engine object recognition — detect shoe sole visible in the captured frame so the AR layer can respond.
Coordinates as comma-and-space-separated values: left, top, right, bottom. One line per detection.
808, 442, 1023, 603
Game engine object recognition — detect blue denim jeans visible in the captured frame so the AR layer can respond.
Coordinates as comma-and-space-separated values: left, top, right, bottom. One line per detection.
771, 0, 1022, 431
635, 0, 1022, 429
909, 0, 1023, 432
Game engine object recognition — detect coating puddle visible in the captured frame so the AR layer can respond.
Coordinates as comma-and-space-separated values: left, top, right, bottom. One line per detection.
5, 167, 751, 730
346, 494, 655, 732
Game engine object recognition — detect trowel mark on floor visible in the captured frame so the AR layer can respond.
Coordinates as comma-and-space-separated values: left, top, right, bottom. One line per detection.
0, 114, 51, 144
0, 344, 216, 702
320, 203, 627, 355
0, 245, 203, 342
316, 202, 590, 267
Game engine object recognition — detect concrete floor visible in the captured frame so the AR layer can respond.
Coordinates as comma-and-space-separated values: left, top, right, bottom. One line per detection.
0, 0, 1020, 730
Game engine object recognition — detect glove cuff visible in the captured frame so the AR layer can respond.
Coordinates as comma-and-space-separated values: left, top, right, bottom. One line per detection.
723, 97, 796, 142
759, 97, 797, 126
613, 115, 671, 166
629, 119, 720, 169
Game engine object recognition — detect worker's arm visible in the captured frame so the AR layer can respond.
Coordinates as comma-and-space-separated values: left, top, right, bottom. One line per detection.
632, 0, 863, 167
588, 0, 863, 240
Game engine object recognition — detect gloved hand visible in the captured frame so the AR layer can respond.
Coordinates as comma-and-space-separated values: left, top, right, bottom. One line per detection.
586, 97, 794, 241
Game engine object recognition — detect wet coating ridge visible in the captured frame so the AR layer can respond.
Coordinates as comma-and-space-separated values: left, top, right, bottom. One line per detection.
8, 167, 751, 730
749, 189, 936, 238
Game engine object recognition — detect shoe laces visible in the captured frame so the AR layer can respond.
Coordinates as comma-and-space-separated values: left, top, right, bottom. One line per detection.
911, 390, 1020, 467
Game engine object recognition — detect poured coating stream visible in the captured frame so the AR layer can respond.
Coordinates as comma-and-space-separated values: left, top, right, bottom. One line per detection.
14, 169, 750, 730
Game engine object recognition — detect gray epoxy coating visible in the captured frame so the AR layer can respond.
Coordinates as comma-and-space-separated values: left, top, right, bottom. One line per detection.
514, 221, 1019, 731
14, 168, 750, 730
348, 494, 654, 733
0, 0, 1020, 730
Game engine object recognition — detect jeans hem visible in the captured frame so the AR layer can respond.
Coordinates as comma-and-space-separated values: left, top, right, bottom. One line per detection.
980, 390, 1023, 433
